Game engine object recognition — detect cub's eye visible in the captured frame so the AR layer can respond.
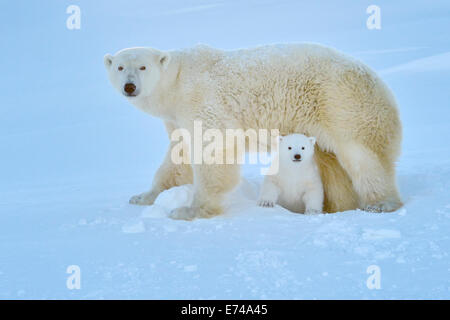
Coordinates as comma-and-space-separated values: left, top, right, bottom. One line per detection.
118, 66, 124, 71
140, 66, 146, 71
288, 147, 292, 150
302, 147, 305, 150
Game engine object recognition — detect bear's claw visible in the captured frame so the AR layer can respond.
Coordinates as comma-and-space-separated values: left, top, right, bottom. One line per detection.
258, 200, 275, 208
363, 198, 403, 213
129, 191, 158, 205
305, 209, 321, 214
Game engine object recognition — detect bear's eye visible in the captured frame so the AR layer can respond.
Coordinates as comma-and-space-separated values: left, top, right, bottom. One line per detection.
302, 147, 305, 150
288, 147, 292, 150
118, 66, 124, 71
140, 66, 146, 71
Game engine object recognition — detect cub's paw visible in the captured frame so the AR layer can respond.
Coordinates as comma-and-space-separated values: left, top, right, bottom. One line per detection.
258, 199, 275, 208
305, 209, 321, 215
169, 206, 198, 221
129, 191, 158, 206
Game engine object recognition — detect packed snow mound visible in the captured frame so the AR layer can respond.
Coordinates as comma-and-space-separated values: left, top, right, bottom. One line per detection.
141, 185, 195, 219
139, 178, 261, 221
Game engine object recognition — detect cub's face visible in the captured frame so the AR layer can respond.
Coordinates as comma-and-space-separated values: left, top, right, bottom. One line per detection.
278, 134, 316, 164
104, 48, 170, 99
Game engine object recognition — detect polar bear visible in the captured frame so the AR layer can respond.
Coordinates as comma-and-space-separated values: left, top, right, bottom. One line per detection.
258, 134, 323, 214
104, 43, 403, 220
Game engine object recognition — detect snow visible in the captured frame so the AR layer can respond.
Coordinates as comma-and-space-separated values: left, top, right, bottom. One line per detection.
0, 0, 449, 299
121, 220, 146, 234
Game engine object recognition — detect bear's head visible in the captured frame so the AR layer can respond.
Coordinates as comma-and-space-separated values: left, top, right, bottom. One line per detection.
278, 134, 316, 165
104, 47, 170, 99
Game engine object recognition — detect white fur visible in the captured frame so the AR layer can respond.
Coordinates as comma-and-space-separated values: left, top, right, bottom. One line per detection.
258, 134, 323, 214
105, 43, 402, 220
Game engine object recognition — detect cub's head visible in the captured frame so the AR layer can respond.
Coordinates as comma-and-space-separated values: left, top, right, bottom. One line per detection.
278, 134, 316, 164
104, 47, 170, 99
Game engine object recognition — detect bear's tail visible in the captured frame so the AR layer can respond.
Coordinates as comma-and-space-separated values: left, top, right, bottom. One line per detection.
314, 147, 359, 213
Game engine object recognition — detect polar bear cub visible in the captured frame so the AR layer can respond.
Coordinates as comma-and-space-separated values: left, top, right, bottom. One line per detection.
258, 134, 324, 214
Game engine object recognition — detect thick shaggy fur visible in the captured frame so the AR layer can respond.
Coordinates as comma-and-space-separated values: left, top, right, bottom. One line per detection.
258, 134, 324, 214
105, 43, 403, 220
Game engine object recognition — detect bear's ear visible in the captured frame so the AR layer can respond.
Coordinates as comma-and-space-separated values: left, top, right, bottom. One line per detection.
104, 54, 113, 68
159, 52, 171, 70
278, 135, 284, 142
309, 137, 316, 145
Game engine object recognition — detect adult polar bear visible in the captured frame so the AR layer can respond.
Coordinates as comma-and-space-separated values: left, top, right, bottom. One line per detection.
104, 44, 403, 220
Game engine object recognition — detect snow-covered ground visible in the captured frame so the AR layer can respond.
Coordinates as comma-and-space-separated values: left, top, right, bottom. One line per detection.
0, 0, 449, 299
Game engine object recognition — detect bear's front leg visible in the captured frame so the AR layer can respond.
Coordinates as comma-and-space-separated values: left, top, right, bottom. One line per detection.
169, 163, 240, 220
129, 142, 193, 205
302, 184, 324, 214
257, 177, 280, 208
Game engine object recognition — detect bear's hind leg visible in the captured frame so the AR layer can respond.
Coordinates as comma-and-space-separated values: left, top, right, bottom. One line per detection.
335, 142, 402, 212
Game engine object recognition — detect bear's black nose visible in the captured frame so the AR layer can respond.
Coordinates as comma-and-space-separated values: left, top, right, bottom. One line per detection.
294, 154, 301, 160
124, 83, 136, 94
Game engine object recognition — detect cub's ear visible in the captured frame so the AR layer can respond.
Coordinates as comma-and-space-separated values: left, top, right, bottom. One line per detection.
159, 52, 171, 70
104, 54, 113, 68
309, 137, 316, 145
278, 135, 284, 142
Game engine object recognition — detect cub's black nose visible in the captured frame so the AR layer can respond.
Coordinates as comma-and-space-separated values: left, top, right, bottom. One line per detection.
124, 83, 136, 94
294, 154, 301, 160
